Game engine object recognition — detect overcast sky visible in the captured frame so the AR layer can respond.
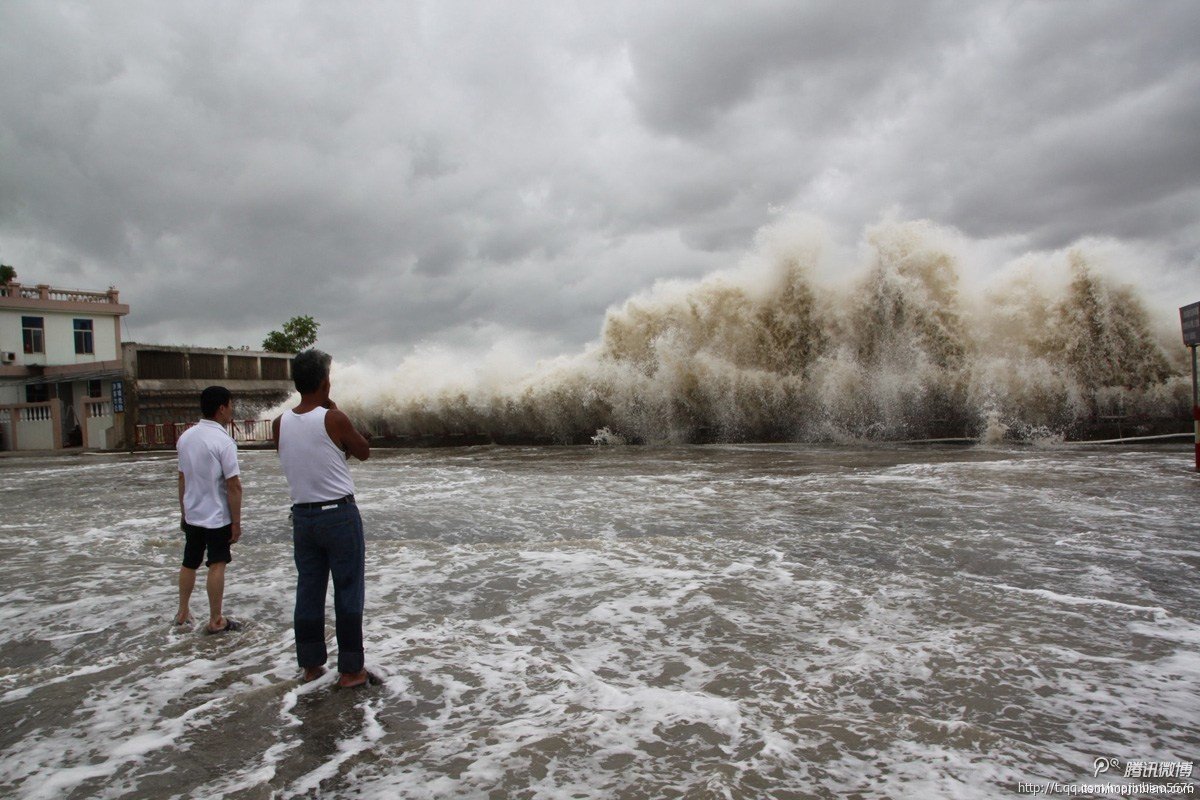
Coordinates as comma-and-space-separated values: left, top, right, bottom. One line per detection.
2, 1, 1197, 367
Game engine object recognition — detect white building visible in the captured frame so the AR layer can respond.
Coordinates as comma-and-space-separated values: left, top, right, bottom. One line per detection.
0, 281, 130, 450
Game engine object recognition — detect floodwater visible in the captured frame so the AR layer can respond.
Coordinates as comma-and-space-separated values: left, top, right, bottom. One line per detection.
0, 444, 1197, 799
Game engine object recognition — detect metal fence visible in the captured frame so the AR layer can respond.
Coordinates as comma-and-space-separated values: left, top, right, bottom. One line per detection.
134, 419, 273, 448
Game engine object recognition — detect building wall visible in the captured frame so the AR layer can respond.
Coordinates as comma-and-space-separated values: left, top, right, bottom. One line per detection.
16, 406, 56, 450
0, 284, 127, 450
62, 378, 116, 448
0, 312, 18, 363
122, 343, 294, 448
0, 309, 119, 366
0, 378, 119, 451
81, 379, 116, 449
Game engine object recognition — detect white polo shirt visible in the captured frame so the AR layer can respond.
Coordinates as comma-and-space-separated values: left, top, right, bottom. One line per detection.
177, 419, 240, 528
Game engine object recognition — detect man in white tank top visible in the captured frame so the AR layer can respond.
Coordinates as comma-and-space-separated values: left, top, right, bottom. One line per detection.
273, 349, 374, 688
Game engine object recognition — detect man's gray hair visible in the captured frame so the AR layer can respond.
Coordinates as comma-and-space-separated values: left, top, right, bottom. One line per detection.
292, 349, 332, 394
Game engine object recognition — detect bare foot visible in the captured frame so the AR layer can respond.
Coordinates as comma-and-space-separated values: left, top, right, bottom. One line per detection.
337, 669, 369, 688
173, 612, 194, 626
302, 666, 327, 683
204, 617, 241, 634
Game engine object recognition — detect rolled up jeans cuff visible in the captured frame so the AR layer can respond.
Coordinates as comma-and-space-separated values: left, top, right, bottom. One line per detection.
335, 614, 364, 674
295, 617, 327, 669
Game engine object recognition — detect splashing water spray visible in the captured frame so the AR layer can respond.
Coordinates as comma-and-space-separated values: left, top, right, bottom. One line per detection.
327, 219, 1192, 447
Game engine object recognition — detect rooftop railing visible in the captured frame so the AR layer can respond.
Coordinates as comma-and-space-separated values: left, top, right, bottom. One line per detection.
0, 282, 121, 304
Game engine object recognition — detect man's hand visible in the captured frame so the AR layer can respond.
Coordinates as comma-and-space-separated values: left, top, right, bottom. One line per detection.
180, 516, 187, 533
230, 522, 242, 544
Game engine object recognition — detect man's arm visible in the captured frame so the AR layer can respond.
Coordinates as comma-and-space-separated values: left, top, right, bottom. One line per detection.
178, 471, 187, 530
226, 476, 242, 543
271, 415, 281, 450
323, 402, 370, 461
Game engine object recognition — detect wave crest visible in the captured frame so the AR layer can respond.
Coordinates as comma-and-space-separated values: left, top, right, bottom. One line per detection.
339, 219, 1189, 444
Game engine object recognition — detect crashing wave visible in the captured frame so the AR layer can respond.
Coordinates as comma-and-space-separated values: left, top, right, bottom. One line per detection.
336, 218, 1189, 445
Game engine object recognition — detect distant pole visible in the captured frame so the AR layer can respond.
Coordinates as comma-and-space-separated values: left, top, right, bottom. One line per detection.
1193, 345, 1199, 472
1180, 302, 1200, 472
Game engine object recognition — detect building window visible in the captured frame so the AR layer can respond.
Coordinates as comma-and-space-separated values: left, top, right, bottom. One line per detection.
25, 385, 49, 403
88, 379, 103, 398
74, 319, 94, 354
22, 316, 44, 354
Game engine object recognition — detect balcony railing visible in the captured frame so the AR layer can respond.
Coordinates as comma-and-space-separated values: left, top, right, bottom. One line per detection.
84, 398, 113, 419
1, 282, 121, 304
0, 402, 58, 451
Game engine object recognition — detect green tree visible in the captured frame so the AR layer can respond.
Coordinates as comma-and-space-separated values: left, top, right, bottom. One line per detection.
0, 265, 16, 284
263, 315, 320, 352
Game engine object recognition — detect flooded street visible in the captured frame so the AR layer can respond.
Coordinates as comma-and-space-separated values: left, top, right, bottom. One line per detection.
1, 444, 1197, 798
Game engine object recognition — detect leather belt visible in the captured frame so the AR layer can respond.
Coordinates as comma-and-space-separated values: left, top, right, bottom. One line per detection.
293, 494, 355, 510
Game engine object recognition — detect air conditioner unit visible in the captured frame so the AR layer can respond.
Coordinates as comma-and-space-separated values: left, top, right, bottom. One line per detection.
0, 352, 15, 364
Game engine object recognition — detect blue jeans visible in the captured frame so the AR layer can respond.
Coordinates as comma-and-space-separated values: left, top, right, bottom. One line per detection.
292, 502, 366, 674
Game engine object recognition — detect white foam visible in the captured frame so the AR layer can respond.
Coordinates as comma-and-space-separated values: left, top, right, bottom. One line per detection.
1, 446, 1198, 798
995, 584, 1167, 617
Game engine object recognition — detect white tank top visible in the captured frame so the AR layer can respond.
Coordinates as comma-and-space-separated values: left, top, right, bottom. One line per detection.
278, 407, 357, 504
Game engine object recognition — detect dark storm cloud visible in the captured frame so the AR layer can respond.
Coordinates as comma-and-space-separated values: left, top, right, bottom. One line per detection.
881, 1, 1200, 250
775, 1, 1200, 255
1, 1, 1197, 364
624, 1, 967, 137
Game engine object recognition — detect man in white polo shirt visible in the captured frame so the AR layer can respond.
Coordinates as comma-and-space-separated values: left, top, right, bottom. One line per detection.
175, 385, 243, 634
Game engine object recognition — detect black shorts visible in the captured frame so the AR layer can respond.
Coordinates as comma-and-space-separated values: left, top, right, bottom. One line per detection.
181, 522, 233, 569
